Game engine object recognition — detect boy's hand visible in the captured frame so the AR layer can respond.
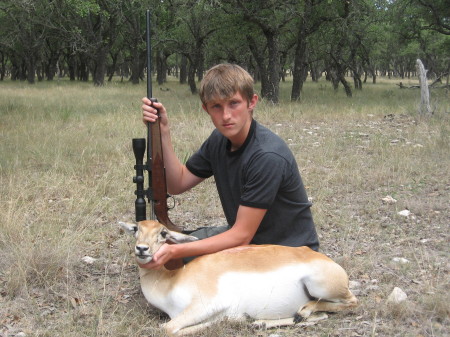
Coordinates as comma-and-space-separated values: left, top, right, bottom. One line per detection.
137, 243, 174, 270
142, 97, 168, 126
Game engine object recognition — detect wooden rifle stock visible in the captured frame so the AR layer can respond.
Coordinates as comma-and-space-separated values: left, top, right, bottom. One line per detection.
148, 113, 179, 231
146, 10, 180, 232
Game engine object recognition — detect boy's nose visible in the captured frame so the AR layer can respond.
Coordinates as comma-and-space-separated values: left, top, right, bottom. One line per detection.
223, 108, 232, 118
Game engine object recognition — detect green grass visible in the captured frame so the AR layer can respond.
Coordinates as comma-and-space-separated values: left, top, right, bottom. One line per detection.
0, 76, 448, 336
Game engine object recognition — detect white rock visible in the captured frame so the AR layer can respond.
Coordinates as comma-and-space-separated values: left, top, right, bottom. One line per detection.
382, 195, 397, 204
398, 209, 411, 217
387, 287, 407, 303
82, 256, 97, 264
367, 285, 380, 291
392, 257, 410, 264
349, 280, 362, 289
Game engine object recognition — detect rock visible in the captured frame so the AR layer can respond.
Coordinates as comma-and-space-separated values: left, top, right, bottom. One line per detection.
382, 195, 397, 204
349, 280, 362, 289
392, 257, 410, 264
398, 209, 411, 217
366, 285, 380, 291
82, 256, 97, 264
387, 287, 407, 304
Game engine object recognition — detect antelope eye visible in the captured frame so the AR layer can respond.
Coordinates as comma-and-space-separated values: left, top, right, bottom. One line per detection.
161, 230, 168, 238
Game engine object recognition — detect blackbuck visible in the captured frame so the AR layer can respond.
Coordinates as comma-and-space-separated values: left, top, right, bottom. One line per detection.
119, 220, 358, 336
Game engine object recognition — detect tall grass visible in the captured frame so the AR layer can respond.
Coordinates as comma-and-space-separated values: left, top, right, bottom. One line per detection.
0, 77, 448, 336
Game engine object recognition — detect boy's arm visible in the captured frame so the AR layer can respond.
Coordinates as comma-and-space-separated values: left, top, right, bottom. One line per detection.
140, 205, 267, 269
142, 97, 204, 194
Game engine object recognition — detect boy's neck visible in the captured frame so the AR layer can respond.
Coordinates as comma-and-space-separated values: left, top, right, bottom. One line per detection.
228, 118, 254, 152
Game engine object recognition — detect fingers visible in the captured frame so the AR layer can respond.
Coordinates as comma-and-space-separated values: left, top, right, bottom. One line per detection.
142, 97, 158, 124
142, 97, 167, 124
137, 243, 173, 269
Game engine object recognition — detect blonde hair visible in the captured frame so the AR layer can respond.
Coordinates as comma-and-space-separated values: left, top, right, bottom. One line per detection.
199, 64, 254, 105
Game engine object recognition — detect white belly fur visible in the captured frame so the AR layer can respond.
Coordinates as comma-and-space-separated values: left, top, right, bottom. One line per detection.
143, 264, 314, 321
216, 265, 311, 319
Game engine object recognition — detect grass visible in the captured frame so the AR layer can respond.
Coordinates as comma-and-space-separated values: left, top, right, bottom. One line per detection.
0, 76, 449, 337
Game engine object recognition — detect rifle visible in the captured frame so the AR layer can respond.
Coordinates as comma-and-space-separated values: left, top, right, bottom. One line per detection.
132, 10, 181, 232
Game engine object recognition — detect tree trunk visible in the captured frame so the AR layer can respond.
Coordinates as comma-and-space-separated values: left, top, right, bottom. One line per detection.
130, 45, 140, 85
107, 52, 118, 82
197, 53, 204, 82
45, 53, 59, 81
265, 31, 280, 104
340, 75, 352, 97
93, 47, 107, 86
330, 70, 339, 90
247, 35, 269, 100
78, 54, 89, 82
0, 52, 5, 80
37, 63, 44, 81
416, 59, 432, 114
26, 55, 36, 84
353, 72, 362, 90
156, 51, 167, 85
187, 58, 197, 94
291, 34, 308, 101
180, 54, 187, 84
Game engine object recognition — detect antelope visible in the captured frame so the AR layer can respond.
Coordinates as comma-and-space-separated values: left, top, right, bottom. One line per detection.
119, 220, 358, 336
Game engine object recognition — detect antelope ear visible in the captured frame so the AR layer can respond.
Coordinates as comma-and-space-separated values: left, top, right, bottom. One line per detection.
166, 230, 199, 244
119, 222, 138, 236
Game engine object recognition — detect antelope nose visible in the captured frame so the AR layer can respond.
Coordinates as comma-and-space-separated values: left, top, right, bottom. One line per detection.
136, 245, 149, 255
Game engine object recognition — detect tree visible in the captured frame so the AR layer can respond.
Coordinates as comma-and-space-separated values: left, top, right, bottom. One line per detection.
0, 0, 49, 83
411, 0, 450, 35
0, 0, 448, 96
169, 0, 218, 94
290, 0, 335, 101
220, 0, 297, 103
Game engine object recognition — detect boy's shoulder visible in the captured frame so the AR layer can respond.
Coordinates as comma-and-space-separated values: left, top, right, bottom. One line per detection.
252, 121, 291, 155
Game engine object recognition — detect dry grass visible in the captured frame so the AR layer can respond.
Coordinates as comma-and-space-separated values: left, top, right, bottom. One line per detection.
0, 77, 448, 337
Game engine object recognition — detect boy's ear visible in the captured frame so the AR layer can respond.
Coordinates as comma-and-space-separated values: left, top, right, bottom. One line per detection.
249, 94, 258, 109
201, 103, 208, 113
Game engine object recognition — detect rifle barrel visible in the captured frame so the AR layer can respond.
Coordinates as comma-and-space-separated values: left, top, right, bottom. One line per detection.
146, 10, 153, 100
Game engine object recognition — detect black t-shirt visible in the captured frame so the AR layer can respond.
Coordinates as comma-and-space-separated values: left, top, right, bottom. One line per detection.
186, 119, 319, 250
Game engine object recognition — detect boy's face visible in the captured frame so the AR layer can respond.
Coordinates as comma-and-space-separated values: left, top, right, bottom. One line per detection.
202, 91, 258, 150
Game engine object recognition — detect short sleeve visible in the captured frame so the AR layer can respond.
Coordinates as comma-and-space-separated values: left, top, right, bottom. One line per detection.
185, 130, 222, 179
186, 141, 214, 179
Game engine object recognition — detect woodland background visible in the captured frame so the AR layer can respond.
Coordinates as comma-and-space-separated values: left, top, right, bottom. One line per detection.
0, 0, 449, 103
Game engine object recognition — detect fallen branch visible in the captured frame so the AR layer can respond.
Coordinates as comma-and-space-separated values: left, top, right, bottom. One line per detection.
430, 72, 449, 87
397, 82, 419, 89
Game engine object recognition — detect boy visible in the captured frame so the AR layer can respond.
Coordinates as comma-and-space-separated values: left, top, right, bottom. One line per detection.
141, 64, 318, 269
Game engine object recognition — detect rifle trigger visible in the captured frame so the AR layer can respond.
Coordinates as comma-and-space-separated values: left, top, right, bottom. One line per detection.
167, 195, 176, 210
